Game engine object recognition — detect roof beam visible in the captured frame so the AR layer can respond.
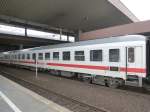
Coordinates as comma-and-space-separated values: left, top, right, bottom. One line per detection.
0, 15, 75, 34
108, 0, 139, 22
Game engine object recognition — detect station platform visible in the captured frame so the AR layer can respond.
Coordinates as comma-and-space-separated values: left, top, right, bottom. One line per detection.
1, 66, 150, 112
0, 75, 72, 112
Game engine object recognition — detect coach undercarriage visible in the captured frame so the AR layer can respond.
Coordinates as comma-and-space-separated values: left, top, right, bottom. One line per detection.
32, 67, 125, 88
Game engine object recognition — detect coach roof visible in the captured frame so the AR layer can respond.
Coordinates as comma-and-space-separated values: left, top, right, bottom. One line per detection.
24, 35, 146, 51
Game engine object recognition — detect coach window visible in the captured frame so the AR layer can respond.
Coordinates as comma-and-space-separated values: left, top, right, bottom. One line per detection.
53, 52, 59, 60
109, 49, 120, 62
15, 55, 17, 60
27, 54, 30, 60
63, 51, 70, 60
45, 53, 50, 60
128, 47, 135, 63
14, 55, 17, 60
18, 54, 20, 60
16, 55, 17, 60
32, 53, 36, 60
38, 53, 43, 60
13, 55, 15, 60
75, 51, 85, 61
22, 54, 25, 60
90, 50, 102, 61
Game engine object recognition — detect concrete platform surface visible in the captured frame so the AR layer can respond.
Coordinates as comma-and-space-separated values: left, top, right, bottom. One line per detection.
3, 67, 150, 112
0, 75, 72, 112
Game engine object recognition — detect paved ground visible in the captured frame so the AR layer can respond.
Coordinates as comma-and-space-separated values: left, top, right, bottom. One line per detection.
0, 97, 13, 112
0, 75, 72, 112
1, 66, 150, 112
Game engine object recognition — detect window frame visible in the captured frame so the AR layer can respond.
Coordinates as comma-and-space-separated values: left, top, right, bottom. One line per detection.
53, 52, 59, 60
22, 54, 25, 60
109, 48, 120, 62
90, 49, 103, 62
38, 53, 43, 60
18, 54, 21, 60
63, 51, 70, 61
74, 51, 85, 61
32, 53, 36, 60
45, 52, 50, 60
128, 47, 135, 63
27, 54, 30, 60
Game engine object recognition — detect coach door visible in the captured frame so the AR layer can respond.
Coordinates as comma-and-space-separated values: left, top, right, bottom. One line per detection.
126, 46, 143, 85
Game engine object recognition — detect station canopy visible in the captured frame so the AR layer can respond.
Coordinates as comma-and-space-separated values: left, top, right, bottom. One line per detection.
0, 0, 138, 51
0, 0, 138, 32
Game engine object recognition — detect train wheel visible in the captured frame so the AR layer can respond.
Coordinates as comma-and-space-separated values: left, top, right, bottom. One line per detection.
107, 78, 120, 88
90, 78, 93, 84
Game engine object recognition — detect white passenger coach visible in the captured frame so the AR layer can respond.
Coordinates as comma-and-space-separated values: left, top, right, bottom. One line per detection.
0, 35, 150, 88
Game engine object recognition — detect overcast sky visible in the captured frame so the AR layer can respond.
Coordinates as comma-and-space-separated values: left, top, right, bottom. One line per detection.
120, 0, 150, 21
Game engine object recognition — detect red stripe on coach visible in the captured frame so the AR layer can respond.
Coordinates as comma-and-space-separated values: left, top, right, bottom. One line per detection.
120, 67, 146, 73
19, 61, 146, 73
47, 63, 109, 70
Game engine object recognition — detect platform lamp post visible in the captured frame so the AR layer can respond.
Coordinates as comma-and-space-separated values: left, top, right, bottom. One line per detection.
60, 28, 62, 40
35, 53, 38, 78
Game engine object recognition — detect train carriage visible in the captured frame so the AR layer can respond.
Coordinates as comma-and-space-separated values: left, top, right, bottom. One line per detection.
0, 35, 150, 88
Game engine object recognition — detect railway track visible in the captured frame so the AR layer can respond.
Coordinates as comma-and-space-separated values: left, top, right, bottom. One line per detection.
0, 71, 109, 112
